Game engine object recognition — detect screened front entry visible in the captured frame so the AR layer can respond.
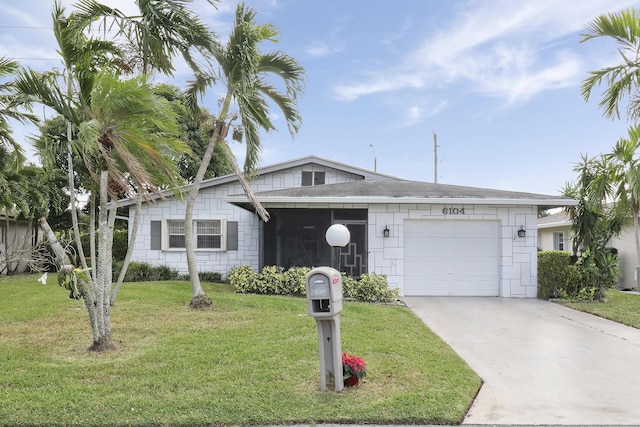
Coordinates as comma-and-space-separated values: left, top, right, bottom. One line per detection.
262, 209, 368, 277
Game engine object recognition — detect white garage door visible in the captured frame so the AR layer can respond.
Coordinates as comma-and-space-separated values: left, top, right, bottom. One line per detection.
404, 220, 500, 296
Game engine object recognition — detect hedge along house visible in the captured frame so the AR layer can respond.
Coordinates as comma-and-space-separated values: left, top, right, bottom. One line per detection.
122, 156, 576, 297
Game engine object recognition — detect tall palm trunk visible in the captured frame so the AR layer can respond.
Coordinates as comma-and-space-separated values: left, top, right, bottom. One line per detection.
111, 195, 141, 305
65, 68, 92, 284
184, 128, 223, 307
39, 217, 104, 347
184, 91, 233, 308
634, 203, 640, 290
94, 171, 108, 339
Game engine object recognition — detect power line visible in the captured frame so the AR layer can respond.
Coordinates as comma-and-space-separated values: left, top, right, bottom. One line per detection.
0, 25, 51, 30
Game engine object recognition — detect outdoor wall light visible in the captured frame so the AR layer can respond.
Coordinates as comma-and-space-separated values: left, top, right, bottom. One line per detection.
326, 224, 350, 248
383, 225, 390, 238
517, 226, 526, 238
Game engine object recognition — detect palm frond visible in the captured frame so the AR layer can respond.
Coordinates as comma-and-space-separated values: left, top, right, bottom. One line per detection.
581, 8, 640, 120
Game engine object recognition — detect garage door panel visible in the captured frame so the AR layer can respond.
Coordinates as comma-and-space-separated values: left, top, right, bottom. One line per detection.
404, 220, 499, 296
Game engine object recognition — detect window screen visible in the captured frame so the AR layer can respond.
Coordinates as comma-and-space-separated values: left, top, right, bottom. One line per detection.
314, 172, 325, 185
302, 171, 325, 186
197, 220, 222, 249
301, 171, 312, 186
168, 221, 186, 248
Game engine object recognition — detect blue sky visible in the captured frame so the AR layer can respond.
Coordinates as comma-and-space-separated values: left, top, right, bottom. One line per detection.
2, 0, 640, 195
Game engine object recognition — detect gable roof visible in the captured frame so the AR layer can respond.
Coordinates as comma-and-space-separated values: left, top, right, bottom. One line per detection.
254, 155, 401, 181
226, 179, 577, 211
118, 155, 398, 207
537, 211, 571, 229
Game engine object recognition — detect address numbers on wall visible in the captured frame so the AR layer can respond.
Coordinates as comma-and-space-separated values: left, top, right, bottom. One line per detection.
442, 207, 466, 215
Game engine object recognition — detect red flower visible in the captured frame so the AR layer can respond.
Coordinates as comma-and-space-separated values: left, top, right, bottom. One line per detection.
342, 352, 367, 381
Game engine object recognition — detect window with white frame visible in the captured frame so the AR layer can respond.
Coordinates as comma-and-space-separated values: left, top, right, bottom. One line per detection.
553, 232, 565, 251
163, 219, 225, 250
197, 221, 222, 249
168, 220, 186, 248
301, 171, 325, 186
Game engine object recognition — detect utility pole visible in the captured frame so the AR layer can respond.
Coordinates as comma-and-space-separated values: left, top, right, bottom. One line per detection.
433, 131, 439, 183
369, 144, 377, 172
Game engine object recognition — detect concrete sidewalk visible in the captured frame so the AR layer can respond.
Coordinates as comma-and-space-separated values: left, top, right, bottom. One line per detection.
403, 297, 640, 425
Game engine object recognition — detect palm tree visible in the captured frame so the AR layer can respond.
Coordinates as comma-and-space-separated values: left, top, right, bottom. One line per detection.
0, 57, 37, 170
71, 0, 221, 305
23, 68, 188, 351
74, 0, 217, 76
184, 2, 305, 308
563, 154, 629, 255
16, 3, 189, 351
17, 1, 124, 285
78, 70, 188, 349
581, 8, 640, 121
601, 126, 640, 271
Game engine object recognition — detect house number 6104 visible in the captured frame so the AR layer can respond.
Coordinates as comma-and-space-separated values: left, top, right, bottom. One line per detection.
442, 207, 465, 215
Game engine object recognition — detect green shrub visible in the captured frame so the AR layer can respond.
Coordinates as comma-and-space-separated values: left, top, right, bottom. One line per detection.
199, 271, 223, 283
257, 265, 284, 294
341, 273, 358, 299
538, 249, 617, 302
538, 251, 576, 299
232, 266, 398, 304
576, 247, 619, 301
229, 265, 258, 293
349, 273, 399, 303
112, 261, 179, 282
124, 261, 153, 282
150, 265, 180, 281
281, 266, 310, 296
112, 228, 128, 262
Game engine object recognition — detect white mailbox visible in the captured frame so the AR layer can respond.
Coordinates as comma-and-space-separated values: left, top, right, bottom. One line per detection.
305, 266, 344, 391
306, 267, 342, 318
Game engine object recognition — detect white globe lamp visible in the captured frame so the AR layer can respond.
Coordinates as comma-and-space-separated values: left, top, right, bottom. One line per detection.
325, 224, 350, 247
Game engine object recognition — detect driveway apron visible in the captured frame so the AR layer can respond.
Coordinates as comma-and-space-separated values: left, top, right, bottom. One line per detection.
403, 297, 640, 425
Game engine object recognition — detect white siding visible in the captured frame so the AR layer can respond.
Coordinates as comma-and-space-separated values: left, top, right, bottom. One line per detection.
368, 204, 538, 298
129, 164, 366, 278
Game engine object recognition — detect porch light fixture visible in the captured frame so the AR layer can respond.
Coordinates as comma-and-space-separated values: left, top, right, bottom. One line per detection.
326, 224, 350, 271
326, 224, 350, 248
517, 226, 526, 238
383, 225, 390, 238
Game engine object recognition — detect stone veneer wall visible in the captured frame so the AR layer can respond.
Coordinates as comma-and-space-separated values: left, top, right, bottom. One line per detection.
368, 203, 539, 298
129, 165, 366, 278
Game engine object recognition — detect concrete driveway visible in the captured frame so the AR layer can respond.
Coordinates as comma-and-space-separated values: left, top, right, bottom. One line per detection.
403, 297, 640, 425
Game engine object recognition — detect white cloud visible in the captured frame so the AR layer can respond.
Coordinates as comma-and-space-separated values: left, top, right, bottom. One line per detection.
396, 100, 449, 128
333, 0, 640, 105
334, 72, 424, 101
306, 42, 331, 57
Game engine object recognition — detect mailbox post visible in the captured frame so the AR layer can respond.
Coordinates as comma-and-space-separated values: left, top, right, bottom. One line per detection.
306, 266, 344, 392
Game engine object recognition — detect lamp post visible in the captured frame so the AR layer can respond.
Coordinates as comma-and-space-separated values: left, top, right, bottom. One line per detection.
325, 224, 350, 271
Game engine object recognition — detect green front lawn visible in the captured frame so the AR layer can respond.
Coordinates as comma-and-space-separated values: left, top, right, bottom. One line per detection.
559, 289, 640, 329
0, 274, 481, 426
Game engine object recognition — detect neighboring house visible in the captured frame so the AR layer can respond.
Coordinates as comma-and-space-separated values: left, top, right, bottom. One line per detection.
537, 211, 573, 253
122, 155, 575, 298
0, 209, 39, 274
609, 228, 640, 291
537, 210, 640, 290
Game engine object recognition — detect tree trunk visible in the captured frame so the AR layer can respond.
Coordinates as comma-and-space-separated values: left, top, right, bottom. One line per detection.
184, 127, 220, 309
184, 94, 235, 309
102, 192, 117, 336
95, 171, 109, 339
1, 213, 9, 274
65, 84, 90, 280
220, 141, 269, 222
39, 217, 104, 347
89, 193, 97, 285
111, 195, 141, 305
634, 203, 640, 290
